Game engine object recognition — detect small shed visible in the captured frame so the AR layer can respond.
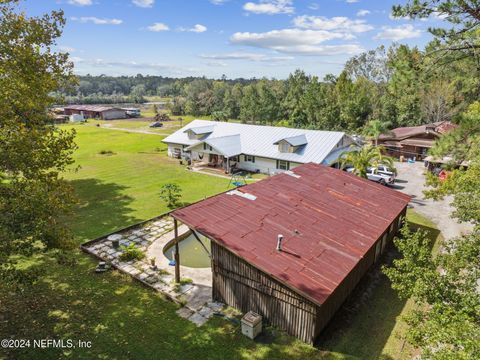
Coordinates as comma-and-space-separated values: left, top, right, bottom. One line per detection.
63, 105, 127, 120
171, 163, 410, 344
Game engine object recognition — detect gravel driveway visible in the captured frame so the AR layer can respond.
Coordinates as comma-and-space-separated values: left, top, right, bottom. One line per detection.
392, 161, 472, 240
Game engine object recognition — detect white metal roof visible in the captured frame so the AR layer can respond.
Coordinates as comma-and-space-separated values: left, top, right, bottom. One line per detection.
273, 134, 308, 147
187, 134, 242, 158
163, 120, 348, 164
183, 125, 215, 135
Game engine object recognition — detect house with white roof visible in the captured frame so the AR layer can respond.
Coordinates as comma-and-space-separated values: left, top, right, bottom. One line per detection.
162, 120, 354, 174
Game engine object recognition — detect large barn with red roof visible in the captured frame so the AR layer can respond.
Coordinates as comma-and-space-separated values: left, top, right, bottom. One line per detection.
171, 163, 411, 344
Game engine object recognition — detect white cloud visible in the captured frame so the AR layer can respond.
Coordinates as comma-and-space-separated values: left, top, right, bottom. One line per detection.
147, 22, 170, 32
70, 56, 84, 63
205, 60, 228, 67
200, 52, 293, 62
230, 29, 363, 55
132, 0, 154, 8
431, 11, 448, 20
243, 0, 294, 15
356, 9, 370, 17
375, 24, 421, 40
71, 17, 123, 25
76, 58, 197, 75
68, 0, 92, 6
346, 0, 359, 3
180, 24, 207, 33
210, 0, 228, 4
308, 3, 319, 10
293, 15, 373, 33
59, 45, 76, 52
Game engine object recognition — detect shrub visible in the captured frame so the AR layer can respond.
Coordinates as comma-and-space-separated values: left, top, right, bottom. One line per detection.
55, 250, 77, 267
119, 244, 145, 261
159, 183, 182, 209
98, 149, 116, 155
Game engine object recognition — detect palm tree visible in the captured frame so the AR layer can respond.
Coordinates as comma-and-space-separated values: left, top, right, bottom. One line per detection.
363, 119, 391, 146
340, 145, 394, 179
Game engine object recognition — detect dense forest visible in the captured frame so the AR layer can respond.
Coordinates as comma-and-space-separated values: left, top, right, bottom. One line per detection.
63, 41, 480, 133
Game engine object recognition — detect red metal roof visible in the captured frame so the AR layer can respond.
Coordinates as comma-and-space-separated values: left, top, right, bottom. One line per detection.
172, 163, 411, 306
379, 121, 458, 141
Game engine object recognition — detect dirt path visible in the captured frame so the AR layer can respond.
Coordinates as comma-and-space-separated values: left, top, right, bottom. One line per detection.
393, 162, 472, 240
91, 124, 172, 136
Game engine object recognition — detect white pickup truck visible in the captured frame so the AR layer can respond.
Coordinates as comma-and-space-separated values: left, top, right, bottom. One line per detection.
345, 166, 395, 186
374, 165, 397, 179
366, 167, 395, 185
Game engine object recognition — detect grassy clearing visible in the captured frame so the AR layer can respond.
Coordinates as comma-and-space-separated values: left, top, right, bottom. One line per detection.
0, 126, 442, 359
143, 95, 171, 102
64, 125, 230, 241
87, 115, 200, 135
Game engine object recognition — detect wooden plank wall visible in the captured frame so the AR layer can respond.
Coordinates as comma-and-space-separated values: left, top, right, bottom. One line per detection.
314, 207, 408, 337
211, 243, 318, 344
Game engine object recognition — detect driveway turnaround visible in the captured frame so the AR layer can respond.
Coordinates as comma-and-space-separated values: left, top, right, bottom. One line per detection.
393, 162, 472, 240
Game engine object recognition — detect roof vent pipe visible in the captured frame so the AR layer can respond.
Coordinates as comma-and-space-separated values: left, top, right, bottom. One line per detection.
277, 234, 284, 251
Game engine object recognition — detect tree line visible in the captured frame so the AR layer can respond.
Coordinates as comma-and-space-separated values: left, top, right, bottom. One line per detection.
63, 43, 480, 133
60, 74, 255, 105
170, 43, 478, 132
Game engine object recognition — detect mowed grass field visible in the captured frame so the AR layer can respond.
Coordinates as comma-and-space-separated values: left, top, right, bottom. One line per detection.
64, 123, 230, 241
0, 125, 441, 359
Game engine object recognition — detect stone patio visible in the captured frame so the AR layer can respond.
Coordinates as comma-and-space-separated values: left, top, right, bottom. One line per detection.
82, 215, 223, 326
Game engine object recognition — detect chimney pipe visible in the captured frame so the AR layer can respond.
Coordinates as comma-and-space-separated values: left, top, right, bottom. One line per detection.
277, 234, 284, 251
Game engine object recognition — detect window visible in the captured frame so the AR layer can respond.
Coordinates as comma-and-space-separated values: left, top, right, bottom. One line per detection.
187, 130, 196, 140
244, 155, 255, 163
173, 148, 181, 159
279, 142, 290, 153
277, 160, 290, 170
203, 143, 213, 151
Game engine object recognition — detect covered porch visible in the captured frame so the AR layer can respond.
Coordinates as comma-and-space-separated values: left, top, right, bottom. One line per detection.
185, 134, 242, 174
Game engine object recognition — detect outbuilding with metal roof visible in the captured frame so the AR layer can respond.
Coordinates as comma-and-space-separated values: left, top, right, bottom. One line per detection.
170, 163, 411, 344
63, 105, 127, 120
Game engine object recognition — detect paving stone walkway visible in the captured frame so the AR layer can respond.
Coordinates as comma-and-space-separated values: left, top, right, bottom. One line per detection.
83, 216, 224, 326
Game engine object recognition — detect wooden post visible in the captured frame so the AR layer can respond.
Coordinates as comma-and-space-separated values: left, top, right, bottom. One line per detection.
174, 218, 180, 283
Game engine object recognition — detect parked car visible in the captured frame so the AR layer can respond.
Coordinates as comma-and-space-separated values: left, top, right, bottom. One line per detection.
149, 121, 163, 128
371, 165, 397, 179
366, 168, 395, 185
345, 167, 395, 185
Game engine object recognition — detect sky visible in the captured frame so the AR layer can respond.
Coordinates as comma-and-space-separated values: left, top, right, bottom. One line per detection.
22, 0, 447, 79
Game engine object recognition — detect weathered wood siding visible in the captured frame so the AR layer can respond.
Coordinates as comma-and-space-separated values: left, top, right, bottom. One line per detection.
314, 206, 407, 337
211, 242, 318, 344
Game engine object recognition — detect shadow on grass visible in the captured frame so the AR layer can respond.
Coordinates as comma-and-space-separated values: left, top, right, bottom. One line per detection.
0, 253, 332, 360
68, 178, 142, 244
317, 222, 439, 360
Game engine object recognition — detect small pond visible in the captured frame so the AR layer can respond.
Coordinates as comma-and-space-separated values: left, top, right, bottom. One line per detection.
163, 232, 211, 268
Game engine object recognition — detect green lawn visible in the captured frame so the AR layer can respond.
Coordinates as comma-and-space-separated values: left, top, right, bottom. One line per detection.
0, 126, 443, 359
64, 124, 230, 241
